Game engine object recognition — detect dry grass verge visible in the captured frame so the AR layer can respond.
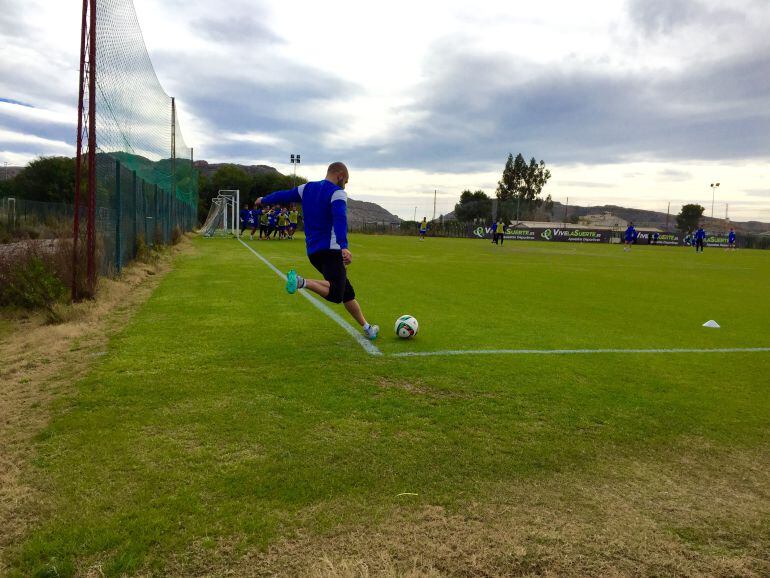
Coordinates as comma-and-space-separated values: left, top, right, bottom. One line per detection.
169, 440, 769, 577
0, 236, 195, 572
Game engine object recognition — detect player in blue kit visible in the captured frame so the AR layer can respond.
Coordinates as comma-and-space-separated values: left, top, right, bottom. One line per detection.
623, 222, 635, 251
267, 208, 277, 239
255, 162, 379, 340
249, 205, 262, 240
239, 204, 251, 237
728, 228, 736, 250
695, 225, 706, 252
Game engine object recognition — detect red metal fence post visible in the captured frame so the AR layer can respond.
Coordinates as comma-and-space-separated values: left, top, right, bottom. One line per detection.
86, 0, 97, 295
72, 0, 89, 301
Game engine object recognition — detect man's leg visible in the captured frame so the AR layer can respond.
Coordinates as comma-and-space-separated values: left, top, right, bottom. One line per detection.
294, 278, 371, 329
344, 299, 367, 327
291, 251, 378, 337
303, 278, 330, 297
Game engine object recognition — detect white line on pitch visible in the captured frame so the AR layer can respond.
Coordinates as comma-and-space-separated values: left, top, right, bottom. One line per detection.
238, 238, 382, 356
390, 347, 770, 358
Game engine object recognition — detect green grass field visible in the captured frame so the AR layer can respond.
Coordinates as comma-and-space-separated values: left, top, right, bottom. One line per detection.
9, 234, 770, 576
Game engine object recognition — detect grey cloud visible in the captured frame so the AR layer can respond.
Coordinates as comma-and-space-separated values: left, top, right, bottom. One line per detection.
192, 14, 283, 45
627, 0, 744, 36
559, 181, 618, 189
0, 1, 30, 39
742, 189, 770, 197
149, 49, 362, 162
658, 169, 692, 181
354, 40, 770, 172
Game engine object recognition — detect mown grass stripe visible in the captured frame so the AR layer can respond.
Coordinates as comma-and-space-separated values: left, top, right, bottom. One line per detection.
238, 238, 382, 356
391, 347, 770, 358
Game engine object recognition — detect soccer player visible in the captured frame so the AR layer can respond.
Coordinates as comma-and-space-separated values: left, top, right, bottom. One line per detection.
695, 225, 706, 252
277, 208, 289, 239
259, 208, 269, 239
249, 204, 261, 240
491, 220, 498, 244
267, 207, 277, 239
623, 222, 635, 251
496, 219, 506, 245
255, 162, 379, 340
239, 203, 251, 237
288, 207, 299, 239
728, 227, 736, 250
419, 217, 427, 241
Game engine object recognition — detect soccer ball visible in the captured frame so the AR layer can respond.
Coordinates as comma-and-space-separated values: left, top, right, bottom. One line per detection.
395, 315, 419, 339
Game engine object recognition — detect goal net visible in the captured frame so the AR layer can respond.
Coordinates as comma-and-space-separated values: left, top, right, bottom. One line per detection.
200, 190, 239, 237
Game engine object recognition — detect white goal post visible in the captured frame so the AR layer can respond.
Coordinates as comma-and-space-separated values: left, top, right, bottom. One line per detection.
200, 190, 240, 237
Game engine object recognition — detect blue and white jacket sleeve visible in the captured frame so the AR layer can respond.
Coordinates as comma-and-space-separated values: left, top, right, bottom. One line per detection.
331, 189, 348, 250
262, 186, 302, 206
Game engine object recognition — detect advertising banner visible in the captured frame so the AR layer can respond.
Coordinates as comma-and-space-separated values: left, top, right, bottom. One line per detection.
704, 235, 730, 247
635, 231, 681, 245
472, 225, 607, 243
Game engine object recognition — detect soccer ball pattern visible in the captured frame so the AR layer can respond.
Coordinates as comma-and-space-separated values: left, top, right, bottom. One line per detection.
395, 315, 419, 339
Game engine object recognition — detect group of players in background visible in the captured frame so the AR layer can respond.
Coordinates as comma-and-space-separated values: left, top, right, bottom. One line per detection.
239, 203, 300, 241
624, 222, 737, 252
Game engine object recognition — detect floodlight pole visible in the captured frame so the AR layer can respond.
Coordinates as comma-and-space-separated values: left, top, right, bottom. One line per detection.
290, 153, 300, 188
433, 189, 437, 221
710, 182, 720, 219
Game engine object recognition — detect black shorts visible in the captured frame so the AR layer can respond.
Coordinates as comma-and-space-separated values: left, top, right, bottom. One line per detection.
309, 249, 355, 304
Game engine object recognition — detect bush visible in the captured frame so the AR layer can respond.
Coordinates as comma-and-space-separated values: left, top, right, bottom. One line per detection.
0, 246, 68, 321
171, 225, 183, 245
135, 235, 160, 265
0, 232, 98, 316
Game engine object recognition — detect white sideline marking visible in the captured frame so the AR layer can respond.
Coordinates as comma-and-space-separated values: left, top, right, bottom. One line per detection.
391, 347, 770, 358
238, 239, 382, 356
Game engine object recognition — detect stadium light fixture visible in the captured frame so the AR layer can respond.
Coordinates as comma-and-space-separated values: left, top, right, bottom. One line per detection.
291, 153, 301, 188
710, 182, 720, 219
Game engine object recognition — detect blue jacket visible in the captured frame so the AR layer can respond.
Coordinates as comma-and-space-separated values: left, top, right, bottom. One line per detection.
261, 180, 348, 255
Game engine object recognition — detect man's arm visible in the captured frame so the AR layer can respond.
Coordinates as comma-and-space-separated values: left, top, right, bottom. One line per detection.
330, 190, 348, 250
330, 189, 350, 263
256, 184, 303, 206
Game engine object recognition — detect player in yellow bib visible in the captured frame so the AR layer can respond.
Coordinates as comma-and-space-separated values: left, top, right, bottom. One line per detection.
277, 210, 289, 239
288, 208, 299, 239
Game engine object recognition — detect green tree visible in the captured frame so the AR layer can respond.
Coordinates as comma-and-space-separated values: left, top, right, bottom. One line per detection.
676, 204, 705, 232
496, 153, 552, 219
210, 165, 252, 198
454, 190, 492, 222
496, 153, 525, 201
11, 156, 76, 202
521, 157, 552, 212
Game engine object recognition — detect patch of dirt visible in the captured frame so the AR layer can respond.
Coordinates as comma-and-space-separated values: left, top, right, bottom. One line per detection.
170, 441, 769, 577
375, 377, 494, 400
0, 236, 195, 572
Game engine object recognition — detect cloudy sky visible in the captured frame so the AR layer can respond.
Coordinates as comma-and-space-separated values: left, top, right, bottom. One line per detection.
1, 0, 769, 221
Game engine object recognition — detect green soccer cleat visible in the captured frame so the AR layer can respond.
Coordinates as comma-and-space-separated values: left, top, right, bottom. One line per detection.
286, 269, 298, 294
364, 324, 379, 340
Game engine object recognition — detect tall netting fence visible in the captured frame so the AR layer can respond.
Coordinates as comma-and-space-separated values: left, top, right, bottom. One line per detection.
76, 0, 197, 282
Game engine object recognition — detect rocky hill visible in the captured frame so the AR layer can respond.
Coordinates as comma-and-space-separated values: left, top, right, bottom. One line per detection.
194, 160, 279, 179
549, 202, 767, 234
445, 201, 768, 234
347, 198, 400, 226
1, 166, 24, 180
